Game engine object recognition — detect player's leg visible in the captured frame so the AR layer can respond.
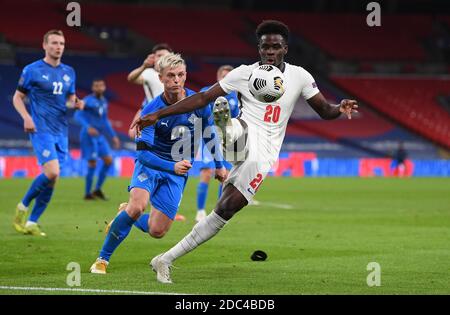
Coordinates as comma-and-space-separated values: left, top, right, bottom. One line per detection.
196, 167, 213, 222
90, 187, 149, 274
14, 134, 58, 235
85, 160, 97, 200
80, 130, 97, 200
92, 136, 113, 200
152, 183, 247, 283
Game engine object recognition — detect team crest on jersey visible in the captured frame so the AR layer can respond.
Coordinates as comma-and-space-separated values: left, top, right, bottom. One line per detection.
63, 74, 71, 83
42, 150, 51, 158
188, 114, 198, 125
137, 173, 148, 182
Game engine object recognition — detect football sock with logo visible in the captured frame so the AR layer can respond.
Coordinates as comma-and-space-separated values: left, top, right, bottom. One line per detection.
99, 211, 135, 262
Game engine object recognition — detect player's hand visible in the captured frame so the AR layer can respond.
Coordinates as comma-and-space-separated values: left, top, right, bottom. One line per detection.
339, 99, 358, 119
143, 54, 156, 69
174, 160, 192, 175
24, 116, 36, 133
215, 167, 228, 183
131, 113, 159, 137
88, 127, 99, 136
74, 97, 85, 110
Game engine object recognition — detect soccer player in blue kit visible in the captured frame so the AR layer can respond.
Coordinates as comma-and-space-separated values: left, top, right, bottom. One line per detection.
74, 79, 121, 201
195, 65, 240, 222
90, 53, 227, 274
12, 30, 84, 236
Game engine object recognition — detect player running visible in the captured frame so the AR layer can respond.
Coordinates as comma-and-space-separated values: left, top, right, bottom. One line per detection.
74, 79, 121, 201
132, 20, 358, 283
12, 30, 84, 236
90, 53, 227, 274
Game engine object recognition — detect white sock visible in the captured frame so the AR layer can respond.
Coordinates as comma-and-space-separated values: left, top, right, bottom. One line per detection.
17, 202, 28, 211
25, 221, 37, 227
161, 211, 227, 263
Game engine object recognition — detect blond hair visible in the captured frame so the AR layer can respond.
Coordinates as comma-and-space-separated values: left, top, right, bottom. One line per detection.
157, 53, 185, 73
43, 29, 64, 43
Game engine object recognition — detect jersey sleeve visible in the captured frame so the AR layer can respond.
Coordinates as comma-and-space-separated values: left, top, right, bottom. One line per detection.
300, 68, 320, 100
74, 110, 90, 129
218, 65, 247, 95
17, 66, 34, 94
69, 68, 76, 95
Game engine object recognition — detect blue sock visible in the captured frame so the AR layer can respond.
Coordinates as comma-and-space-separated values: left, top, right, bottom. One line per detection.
22, 173, 51, 207
218, 183, 223, 199
197, 182, 209, 211
99, 211, 135, 262
86, 165, 96, 196
133, 213, 150, 233
29, 184, 54, 223
95, 163, 111, 191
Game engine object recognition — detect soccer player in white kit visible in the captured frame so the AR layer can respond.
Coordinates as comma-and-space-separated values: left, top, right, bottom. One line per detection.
127, 43, 173, 138
133, 20, 358, 283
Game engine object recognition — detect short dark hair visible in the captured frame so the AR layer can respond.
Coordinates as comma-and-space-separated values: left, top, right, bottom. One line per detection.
255, 20, 289, 43
152, 43, 173, 54
43, 29, 64, 43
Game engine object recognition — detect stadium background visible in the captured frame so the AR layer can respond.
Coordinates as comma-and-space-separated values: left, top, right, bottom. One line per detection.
0, 0, 449, 178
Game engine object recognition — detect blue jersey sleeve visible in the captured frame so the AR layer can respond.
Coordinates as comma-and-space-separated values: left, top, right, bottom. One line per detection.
136, 150, 176, 174
74, 110, 90, 129
102, 116, 117, 138
69, 68, 76, 95
17, 65, 34, 94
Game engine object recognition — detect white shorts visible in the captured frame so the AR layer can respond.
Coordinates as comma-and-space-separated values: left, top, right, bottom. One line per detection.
223, 118, 278, 202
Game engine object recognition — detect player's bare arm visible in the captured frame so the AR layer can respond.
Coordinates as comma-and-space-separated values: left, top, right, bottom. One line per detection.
127, 54, 155, 85
307, 92, 358, 120
132, 83, 226, 131
13, 90, 35, 133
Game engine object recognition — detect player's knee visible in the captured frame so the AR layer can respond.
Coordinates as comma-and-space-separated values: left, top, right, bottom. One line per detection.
126, 201, 146, 219
200, 169, 213, 182
149, 226, 167, 239
45, 169, 60, 181
103, 157, 113, 166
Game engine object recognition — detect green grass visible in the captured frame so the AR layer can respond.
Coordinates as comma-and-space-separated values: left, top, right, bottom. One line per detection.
0, 177, 449, 294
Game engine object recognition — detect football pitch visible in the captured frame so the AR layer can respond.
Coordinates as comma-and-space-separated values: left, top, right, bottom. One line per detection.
0, 177, 449, 295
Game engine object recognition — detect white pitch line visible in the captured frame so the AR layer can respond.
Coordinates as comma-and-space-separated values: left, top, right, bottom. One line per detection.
257, 201, 294, 209
0, 285, 187, 295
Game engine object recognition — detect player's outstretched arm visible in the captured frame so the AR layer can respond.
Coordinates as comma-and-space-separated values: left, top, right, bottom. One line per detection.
307, 92, 358, 120
127, 54, 155, 84
13, 90, 35, 133
132, 83, 226, 131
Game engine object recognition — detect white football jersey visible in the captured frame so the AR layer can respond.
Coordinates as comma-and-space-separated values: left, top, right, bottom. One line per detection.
219, 62, 319, 159
142, 68, 164, 101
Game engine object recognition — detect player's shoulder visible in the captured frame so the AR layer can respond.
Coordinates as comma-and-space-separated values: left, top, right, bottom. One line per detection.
200, 85, 211, 93
285, 62, 313, 78
141, 93, 164, 114
22, 59, 45, 73
235, 62, 259, 75
59, 62, 76, 73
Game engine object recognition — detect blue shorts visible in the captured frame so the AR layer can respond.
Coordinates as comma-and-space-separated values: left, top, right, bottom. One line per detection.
128, 160, 188, 220
80, 130, 112, 161
30, 133, 68, 166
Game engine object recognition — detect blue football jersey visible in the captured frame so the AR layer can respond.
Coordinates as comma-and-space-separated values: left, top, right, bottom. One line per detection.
75, 94, 116, 138
138, 88, 219, 163
17, 59, 76, 135
200, 85, 240, 118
